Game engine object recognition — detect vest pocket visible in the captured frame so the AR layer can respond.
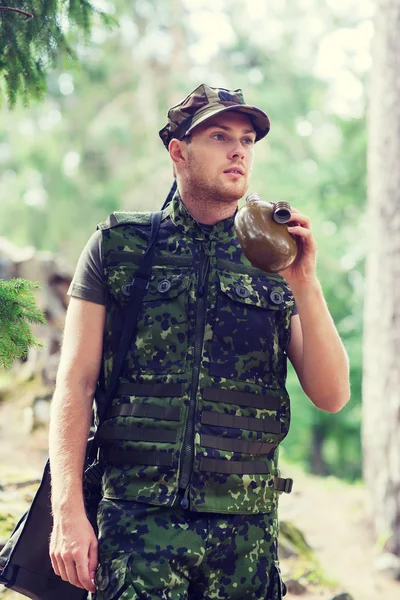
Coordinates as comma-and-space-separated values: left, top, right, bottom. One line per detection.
120, 269, 190, 375
210, 271, 292, 387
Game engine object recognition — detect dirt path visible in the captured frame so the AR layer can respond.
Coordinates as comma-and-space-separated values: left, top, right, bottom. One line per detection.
279, 463, 400, 599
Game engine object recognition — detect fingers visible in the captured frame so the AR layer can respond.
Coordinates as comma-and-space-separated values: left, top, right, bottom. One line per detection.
51, 548, 83, 589
51, 553, 67, 581
75, 555, 96, 593
287, 225, 311, 237
286, 205, 311, 228
288, 212, 310, 229
89, 538, 99, 580
88, 539, 99, 592
52, 552, 95, 592
64, 556, 86, 590
50, 525, 98, 593
286, 207, 315, 247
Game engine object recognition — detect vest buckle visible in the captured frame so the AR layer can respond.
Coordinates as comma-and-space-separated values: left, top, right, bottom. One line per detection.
274, 475, 293, 494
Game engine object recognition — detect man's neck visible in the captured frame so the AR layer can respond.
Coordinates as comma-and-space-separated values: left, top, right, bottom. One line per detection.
178, 189, 238, 225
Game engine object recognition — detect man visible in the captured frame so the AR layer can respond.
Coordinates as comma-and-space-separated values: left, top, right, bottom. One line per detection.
49, 84, 350, 599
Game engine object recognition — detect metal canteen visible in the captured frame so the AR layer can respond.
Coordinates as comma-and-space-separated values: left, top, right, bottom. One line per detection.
234, 193, 298, 273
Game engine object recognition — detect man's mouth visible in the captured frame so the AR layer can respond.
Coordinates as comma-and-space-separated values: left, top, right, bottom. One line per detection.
224, 167, 244, 176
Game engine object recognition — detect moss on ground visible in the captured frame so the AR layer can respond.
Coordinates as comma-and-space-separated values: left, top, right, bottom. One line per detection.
279, 519, 337, 589
0, 511, 16, 541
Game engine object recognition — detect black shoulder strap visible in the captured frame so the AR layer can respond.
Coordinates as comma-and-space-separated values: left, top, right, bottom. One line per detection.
161, 180, 177, 210
91, 210, 163, 448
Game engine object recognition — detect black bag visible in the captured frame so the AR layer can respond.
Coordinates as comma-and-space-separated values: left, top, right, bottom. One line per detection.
0, 211, 163, 599
0, 458, 100, 600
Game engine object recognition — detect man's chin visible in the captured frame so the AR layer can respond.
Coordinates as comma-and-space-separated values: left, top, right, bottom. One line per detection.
218, 182, 248, 203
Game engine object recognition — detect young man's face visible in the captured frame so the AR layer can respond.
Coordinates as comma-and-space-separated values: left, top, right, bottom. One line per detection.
180, 111, 256, 203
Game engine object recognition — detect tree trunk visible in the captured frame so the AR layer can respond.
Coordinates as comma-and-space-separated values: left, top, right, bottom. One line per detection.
363, 0, 400, 556
309, 423, 329, 476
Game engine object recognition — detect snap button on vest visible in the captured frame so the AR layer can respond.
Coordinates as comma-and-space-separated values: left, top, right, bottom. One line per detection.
270, 290, 284, 304
235, 285, 249, 298
122, 282, 132, 296
158, 279, 171, 293
98, 575, 109, 591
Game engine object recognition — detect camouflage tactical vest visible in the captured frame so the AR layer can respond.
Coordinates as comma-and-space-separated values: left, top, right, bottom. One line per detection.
96, 192, 295, 514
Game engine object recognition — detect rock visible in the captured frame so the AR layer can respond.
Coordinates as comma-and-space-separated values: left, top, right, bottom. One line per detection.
330, 594, 354, 600
32, 395, 52, 426
22, 395, 51, 433
374, 552, 400, 580
285, 578, 307, 594
23, 406, 34, 434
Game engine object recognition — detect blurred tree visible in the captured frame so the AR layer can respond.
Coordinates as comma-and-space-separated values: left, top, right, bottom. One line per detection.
0, 0, 115, 107
0, 0, 114, 368
363, 0, 400, 556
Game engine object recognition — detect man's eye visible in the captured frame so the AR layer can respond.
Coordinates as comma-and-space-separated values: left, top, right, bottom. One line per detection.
213, 133, 225, 141
243, 137, 254, 145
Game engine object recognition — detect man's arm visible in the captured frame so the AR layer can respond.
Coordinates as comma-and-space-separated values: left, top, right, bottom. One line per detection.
280, 208, 350, 413
49, 297, 105, 593
287, 289, 350, 412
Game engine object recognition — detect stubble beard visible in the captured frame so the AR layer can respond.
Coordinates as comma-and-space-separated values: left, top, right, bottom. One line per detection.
186, 155, 249, 207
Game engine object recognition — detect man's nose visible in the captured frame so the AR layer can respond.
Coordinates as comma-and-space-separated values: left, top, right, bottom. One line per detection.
227, 140, 245, 161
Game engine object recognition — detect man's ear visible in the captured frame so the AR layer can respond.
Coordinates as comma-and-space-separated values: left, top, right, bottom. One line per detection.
169, 139, 187, 170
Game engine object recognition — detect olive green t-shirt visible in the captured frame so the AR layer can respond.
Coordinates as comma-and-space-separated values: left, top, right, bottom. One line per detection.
68, 230, 105, 305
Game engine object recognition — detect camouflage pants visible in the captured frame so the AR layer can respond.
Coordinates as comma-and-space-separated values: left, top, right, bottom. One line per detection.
93, 497, 285, 600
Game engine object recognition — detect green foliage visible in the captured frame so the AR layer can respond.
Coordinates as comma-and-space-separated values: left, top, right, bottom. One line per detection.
0, 0, 116, 107
0, 279, 46, 369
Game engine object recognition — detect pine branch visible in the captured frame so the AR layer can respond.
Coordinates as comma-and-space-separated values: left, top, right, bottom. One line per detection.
0, 279, 47, 370
0, 0, 117, 108
0, 7, 33, 20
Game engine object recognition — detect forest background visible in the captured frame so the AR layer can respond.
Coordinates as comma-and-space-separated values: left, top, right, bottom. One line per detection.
0, 0, 370, 482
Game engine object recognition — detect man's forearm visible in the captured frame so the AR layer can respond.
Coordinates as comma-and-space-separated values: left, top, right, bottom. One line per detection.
49, 375, 94, 515
291, 277, 350, 412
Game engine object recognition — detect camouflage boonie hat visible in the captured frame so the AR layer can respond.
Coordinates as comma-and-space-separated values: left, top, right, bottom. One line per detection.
159, 83, 271, 149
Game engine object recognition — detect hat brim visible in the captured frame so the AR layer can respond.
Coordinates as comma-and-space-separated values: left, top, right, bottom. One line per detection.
184, 104, 270, 142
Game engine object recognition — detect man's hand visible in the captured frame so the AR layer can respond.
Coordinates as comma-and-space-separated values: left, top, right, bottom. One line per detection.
50, 512, 98, 593
279, 207, 317, 288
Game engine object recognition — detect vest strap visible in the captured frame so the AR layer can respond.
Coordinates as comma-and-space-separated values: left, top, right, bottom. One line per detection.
108, 404, 181, 421
199, 457, 269, 475
200, 434, 276, 455
203, 387, 280, 411
89, 211, 163, 465
101, 448, 173, 467
98, 425, 177, 443
116, 382, 184, 397
273, 476, 293, 494
201, 412, 281, 434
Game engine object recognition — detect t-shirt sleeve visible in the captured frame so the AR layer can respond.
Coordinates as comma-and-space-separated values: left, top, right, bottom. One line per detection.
292, 301, 298, 316
68, 230, 106, 305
